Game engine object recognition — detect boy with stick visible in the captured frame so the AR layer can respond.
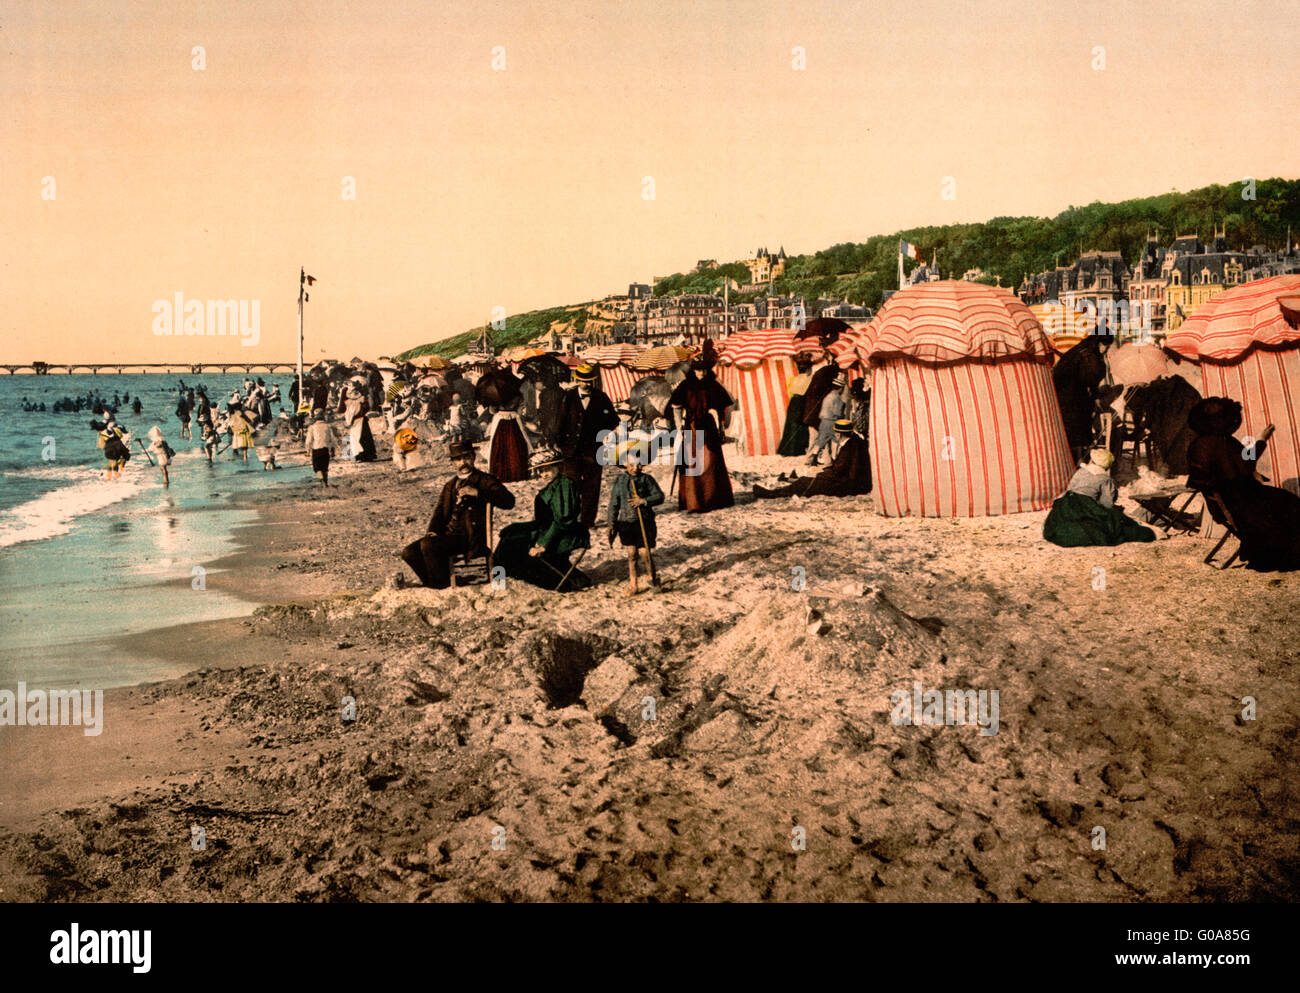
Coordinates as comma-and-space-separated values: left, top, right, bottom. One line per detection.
607, 447, 665, 596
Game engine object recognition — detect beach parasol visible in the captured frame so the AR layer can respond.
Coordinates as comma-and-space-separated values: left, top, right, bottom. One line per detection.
517, 353, 572, 387
582, 343, 645, 365
626, 376, 673, 425
794, 316, 850, 346
475, 365, 523, 408
411, 353, 450, 370
632, 344, 693, 370
1106, 343, 1171, 386
501, 346, 546, 363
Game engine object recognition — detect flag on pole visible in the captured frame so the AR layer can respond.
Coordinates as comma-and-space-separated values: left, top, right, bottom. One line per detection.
899, 240, 922, 260
306, 275, 316, 285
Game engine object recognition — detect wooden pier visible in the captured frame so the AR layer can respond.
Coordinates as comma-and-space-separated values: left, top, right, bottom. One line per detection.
3, 362, 301, 375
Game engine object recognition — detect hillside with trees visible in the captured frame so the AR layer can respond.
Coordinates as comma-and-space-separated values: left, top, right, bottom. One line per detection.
399, 177, 1300, 360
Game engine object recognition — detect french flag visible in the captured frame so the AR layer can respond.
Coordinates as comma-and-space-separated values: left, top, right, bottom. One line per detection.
899, 239, 922, 260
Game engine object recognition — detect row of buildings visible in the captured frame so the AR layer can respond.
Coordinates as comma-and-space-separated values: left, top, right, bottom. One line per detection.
1016, 230, 1300, 335
529, 231, 1300, 354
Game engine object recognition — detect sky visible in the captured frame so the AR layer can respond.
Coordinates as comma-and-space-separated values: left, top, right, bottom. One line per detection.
3, 0, 1298, 363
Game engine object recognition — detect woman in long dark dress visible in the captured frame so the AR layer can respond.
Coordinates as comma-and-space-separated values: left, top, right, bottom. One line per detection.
1186, 397, 1300, 571
494, 446, 592, 590
776, 356, 814, 456
487, 399, 531, 482
668, 354, 734, 513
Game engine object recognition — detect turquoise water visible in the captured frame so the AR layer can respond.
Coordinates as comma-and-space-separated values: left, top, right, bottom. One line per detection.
0, 373, 309, 688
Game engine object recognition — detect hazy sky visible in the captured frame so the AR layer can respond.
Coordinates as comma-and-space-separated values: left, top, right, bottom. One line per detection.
4, 0, 1297, 362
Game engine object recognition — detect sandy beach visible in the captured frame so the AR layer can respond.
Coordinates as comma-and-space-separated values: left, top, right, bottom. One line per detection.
1, 429, 1297, 903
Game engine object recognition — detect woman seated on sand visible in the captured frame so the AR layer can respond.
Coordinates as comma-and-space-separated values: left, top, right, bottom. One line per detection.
1186, 397, 1300, 571
493, 446, 592, 591
1043, 448, 1159, 547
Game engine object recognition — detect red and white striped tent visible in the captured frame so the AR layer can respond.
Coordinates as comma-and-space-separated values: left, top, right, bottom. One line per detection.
1166, 274, 1300, 491
839, 281, 1074, 517
581, 343, 648, 403
715, 328, 821, 456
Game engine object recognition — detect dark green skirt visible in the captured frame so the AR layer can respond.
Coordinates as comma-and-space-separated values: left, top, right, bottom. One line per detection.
495, 522, 592, 590
777, 394, 809, 456
1043, 491, 1156, 547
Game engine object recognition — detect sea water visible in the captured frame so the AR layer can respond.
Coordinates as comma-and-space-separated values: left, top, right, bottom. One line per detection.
0, 372, 310, 689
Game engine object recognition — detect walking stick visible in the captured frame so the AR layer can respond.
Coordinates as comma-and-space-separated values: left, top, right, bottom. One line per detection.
633, 478, 658, 586
135, 438, 156, 466
536, 548, 587, 591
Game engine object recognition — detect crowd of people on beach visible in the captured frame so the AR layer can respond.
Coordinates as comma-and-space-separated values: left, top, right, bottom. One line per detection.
50, 333, 1300, 582
392, 348, 877, 596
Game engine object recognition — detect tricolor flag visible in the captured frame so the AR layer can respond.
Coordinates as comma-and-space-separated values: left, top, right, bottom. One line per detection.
899, 240, 922, 260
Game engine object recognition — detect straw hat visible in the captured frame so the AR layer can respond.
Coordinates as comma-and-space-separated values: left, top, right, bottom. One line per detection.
529, 446, 563, 471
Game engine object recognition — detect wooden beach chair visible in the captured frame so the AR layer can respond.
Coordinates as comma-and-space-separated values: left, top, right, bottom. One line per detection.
1201, 492, 1241, 569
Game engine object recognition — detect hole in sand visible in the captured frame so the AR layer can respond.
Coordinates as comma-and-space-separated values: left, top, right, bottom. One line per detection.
534, 635, 608, 709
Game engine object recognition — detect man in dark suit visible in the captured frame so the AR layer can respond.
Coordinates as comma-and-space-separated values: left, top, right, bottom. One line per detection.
400, 441, 516, 588
556, 363, 620, 526
754, 420, 872, 499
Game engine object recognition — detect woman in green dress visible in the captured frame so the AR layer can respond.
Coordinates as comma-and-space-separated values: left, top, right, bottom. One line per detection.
494, 446, 592, 591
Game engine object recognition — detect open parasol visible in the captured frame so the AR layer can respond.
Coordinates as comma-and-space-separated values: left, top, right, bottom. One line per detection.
1106, 343, 1171, 386
632, 344, 693, 370
474, 365, 523, 408
794, 316, 850, 346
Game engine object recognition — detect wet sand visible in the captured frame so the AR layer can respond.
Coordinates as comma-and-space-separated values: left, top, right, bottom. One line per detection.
2, 433, 1298, 902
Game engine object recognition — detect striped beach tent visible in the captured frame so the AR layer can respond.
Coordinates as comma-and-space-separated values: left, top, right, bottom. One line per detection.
715, 328, 812, 456
841, 281, 1073, 517
581, 344, 647, 402
1166, 275, 1300, 492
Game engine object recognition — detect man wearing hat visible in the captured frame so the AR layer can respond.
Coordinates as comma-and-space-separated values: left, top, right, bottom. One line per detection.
557, 363, 620, 526
806, 372, 848, 466
754, 419, 871, 499
400, 440, 516, 588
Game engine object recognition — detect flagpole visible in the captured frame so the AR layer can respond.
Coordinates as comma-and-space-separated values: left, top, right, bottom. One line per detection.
297, 267, 304, 416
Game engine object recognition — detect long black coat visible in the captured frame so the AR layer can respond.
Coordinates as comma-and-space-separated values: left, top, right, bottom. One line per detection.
556, 388, 620, 461
1052, 338, 1108, 452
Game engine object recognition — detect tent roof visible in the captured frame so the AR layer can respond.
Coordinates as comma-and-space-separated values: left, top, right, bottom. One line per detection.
838, 281, 1054, 366
716, 328, 820, 369
1166, 275, 1300, 362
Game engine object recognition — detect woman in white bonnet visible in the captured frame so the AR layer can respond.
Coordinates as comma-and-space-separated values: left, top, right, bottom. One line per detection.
1042, 448, 1160, 547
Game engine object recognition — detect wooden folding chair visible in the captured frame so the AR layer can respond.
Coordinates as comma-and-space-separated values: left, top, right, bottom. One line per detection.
450, 503, 493, 587
1116, 388, 1153, 473
1201, 492, 1241, 569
